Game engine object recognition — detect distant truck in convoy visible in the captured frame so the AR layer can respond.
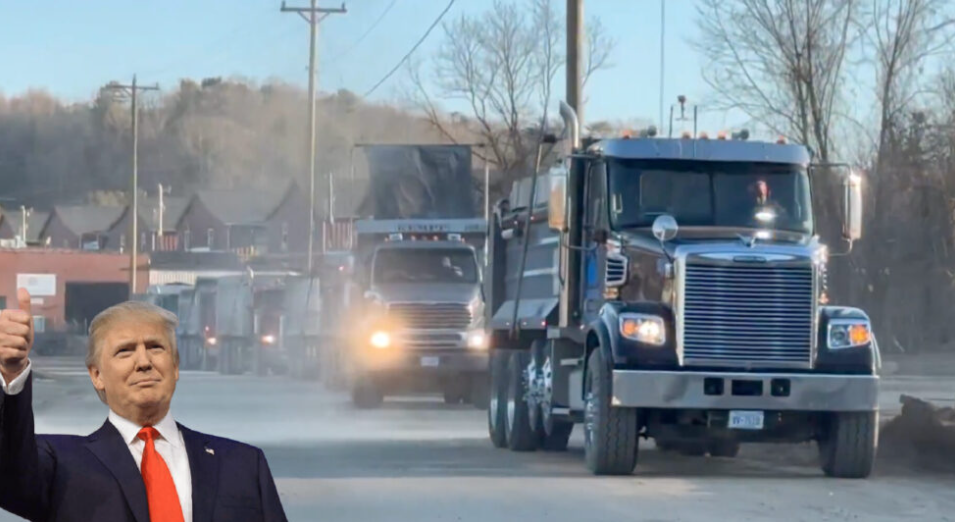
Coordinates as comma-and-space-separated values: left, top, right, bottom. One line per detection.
178, 277, 220, 371
484, 101, 879, 478
323, 143, 490, 408
346, 219, 488, 408
214, 272, 293, 376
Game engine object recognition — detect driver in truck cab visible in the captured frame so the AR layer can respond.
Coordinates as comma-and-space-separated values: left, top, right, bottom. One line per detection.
749, 178, 788, 223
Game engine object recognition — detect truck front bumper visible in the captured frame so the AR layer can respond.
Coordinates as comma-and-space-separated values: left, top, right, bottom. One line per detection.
611, 370, 879, 412
360, 349, 490, 375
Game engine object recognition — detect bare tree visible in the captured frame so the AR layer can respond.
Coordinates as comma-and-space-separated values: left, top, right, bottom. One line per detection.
410, 0, 615, 196
583, 16, 615, 93
694, 0, 857, 163
867, 0, 955, 163
857, 0, 955, 341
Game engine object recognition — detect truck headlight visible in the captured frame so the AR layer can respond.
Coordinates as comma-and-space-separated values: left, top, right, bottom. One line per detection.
828, 320, 871, 349
262, 334, 276, 345
206, 337, 217, 346
467, 330, 487, 350
370, 331, 391, 349
619, 313, 666, 346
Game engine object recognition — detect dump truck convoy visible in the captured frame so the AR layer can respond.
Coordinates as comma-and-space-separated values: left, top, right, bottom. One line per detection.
326, 144, 490, 408
484, 101, 879, 478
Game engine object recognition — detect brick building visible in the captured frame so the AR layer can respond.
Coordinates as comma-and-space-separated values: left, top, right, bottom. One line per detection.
0, 249, 146, 332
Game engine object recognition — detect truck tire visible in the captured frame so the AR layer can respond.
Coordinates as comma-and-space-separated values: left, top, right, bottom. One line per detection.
505, 350, 538, 452
470, 375, 490, 411
488, 350, 509, 448
526, 340, 573, 451
351, 380, 384, 409
819, 411, 877, 478
708, 439, 740, 458
541, 422, 574, 452
584, 349, 638, 475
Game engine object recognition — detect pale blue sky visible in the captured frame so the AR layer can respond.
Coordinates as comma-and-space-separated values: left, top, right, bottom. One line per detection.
0, 0, 740, 132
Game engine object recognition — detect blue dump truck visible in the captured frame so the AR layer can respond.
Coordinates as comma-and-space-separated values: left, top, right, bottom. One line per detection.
484, 102, 879, 478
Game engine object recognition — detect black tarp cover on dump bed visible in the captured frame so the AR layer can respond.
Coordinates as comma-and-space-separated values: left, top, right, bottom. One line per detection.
356, 145, 476, 219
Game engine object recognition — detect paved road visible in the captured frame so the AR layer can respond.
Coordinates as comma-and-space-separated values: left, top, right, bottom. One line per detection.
2, 363, 953, 522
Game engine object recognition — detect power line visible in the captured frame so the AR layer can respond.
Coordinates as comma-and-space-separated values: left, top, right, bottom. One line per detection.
327, 0, 397, 65
362, 0, 455, 98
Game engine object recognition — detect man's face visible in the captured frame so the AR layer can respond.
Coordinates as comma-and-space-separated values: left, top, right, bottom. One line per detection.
754, 180, 770, 204
89, 318, 179, 420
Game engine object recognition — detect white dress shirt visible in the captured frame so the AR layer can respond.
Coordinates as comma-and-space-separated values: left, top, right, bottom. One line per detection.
1, 361, 194, 522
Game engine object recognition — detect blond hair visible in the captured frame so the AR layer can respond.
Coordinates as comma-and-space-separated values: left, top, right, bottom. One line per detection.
87, 301, 179, 403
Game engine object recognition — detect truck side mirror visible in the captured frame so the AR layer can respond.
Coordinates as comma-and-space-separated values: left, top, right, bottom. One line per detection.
843, 172, 863, 241
548, 174, 567, 231
652, 214, 679, 242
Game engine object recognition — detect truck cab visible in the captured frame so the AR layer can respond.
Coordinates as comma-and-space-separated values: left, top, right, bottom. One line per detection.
485, 102, 878, 478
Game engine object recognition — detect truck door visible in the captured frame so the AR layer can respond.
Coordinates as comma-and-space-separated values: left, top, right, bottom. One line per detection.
580, 161, 607, 323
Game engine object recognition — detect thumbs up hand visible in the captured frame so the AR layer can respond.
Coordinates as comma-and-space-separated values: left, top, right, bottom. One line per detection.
0, 288, 35, 382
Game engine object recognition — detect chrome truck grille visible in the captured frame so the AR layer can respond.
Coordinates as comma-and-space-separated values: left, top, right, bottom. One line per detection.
387, 302, 472, 330
681, 261, 814, 368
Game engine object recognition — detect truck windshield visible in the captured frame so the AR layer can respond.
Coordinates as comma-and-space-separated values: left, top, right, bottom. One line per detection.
607, 159, 813, 234
373, 248, 478, 284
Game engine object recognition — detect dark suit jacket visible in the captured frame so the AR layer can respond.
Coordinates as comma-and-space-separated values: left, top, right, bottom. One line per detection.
0, 375, 288, 522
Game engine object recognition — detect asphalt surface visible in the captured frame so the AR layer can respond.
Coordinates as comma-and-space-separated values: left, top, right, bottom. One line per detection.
2, 359, 953, 522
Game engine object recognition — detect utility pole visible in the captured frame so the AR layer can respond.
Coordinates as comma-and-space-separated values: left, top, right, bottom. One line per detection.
566, 0, 583, 124
659, 0, 665, 131
158, 183, 166, 237
103, 76, 159, 298
281, 1, 347, 274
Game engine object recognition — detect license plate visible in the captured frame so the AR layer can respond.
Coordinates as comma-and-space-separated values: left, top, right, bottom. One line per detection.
420, 356, 440, 367
728, 410, 764, 430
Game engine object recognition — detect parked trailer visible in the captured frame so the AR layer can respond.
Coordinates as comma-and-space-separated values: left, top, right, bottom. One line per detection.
179, 277, 221, 371
282, 275, 322, 380
175, 288, 202, 370
214, 272, 295, 376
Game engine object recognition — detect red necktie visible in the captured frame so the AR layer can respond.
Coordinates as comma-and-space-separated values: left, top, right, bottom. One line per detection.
137, 427, 185, 522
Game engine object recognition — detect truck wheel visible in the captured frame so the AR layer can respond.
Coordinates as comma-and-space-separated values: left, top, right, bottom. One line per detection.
819, 411, 877, 478
708, 439, 740, 458
584, 348, 638, 475
527, 340, 572, 451
506, 350, 538, 452
470, 375, 490, 411
488, 350, 509, 448
541, 422, 574, 452
351, 380, 384, 409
